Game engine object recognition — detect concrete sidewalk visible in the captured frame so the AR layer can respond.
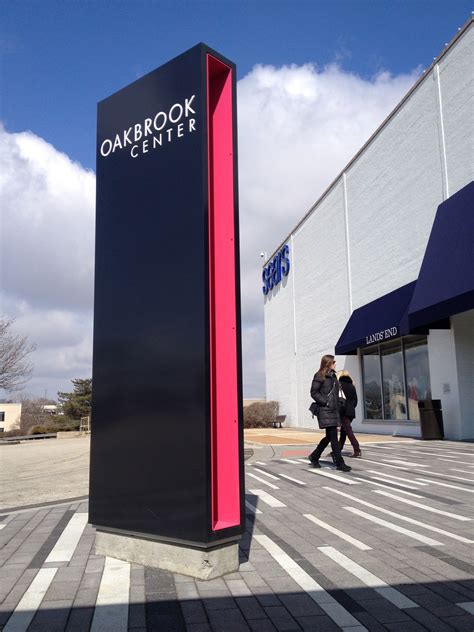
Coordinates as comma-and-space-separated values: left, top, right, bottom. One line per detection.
244, 428, 419, 446
1, 439, 474, 631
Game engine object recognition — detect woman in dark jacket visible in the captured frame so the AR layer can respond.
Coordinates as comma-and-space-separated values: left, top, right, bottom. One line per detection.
308, 355, 351, 472
338, 370, 361, 458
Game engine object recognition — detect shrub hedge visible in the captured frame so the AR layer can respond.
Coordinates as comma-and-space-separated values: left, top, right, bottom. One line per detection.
243, 401, 279, 428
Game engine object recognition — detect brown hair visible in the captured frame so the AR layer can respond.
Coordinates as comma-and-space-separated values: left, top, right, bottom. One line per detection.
319, 354, 336, 377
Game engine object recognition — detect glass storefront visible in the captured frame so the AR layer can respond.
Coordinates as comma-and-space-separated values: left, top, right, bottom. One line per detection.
362, 336, 431, 421
404, 337, 431, 421
362, 347, 383, 420
381, 341, 407, 420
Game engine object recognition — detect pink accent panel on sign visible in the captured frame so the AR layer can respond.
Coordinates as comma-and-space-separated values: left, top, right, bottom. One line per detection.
207, 54, 240, 531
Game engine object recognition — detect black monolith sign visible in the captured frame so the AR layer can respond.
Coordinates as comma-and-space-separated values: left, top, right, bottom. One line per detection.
90, 44, 244, 551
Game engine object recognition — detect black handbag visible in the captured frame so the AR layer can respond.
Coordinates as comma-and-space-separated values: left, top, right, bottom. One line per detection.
309, 401, 320, 417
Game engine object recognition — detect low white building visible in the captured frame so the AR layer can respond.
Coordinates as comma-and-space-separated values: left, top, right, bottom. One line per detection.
263, 18, 473, 441
0, 403, 22, 433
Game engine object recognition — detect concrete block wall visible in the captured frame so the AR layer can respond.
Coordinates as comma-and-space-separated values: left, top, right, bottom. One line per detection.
263, 255, 297, 422
345, 76, 445, 309
453, 310, 474, 440
264, 21, 473, 437
428, 328, 462, 440
438, 25, 474, 197
292, 182, 351, 428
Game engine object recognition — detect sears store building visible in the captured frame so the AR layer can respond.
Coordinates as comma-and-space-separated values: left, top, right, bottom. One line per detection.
263, 18, 473, 441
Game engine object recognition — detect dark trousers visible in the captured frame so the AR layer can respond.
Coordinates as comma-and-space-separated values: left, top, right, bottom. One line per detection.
310, 426, 344, 465
339, 416, 360, 453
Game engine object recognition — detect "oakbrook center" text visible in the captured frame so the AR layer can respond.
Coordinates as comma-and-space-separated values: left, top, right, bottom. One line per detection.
100, 94, 197, 159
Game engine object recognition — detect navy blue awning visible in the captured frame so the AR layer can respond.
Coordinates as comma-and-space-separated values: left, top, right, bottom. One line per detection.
408, 181, 474, 330
335, 281, 417, 355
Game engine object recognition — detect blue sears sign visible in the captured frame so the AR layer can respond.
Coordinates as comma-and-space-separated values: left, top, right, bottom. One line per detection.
262, 244, 290, 295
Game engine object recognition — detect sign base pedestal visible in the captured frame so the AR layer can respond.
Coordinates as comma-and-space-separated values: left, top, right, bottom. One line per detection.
94, 530, 239, 580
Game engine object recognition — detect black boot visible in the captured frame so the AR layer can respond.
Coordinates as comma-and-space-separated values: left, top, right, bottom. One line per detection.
333, 448, 351, 472
308, 452, 322, 468
336, 462, 351, 472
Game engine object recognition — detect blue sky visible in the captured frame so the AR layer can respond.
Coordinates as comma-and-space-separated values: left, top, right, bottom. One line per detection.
1, 1, 472, 399
2, 1, 471, 170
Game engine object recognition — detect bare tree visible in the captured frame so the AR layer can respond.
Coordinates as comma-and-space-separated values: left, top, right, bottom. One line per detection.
18, 397, 49, 434
0, 318, 36, 392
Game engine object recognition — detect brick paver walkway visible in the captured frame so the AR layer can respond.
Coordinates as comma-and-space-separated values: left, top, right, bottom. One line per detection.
1, 439, 473, 631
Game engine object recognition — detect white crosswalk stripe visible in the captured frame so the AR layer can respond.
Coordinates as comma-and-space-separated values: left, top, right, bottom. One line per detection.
278, 473, 306, 485
90, 557, 130, 632
416, 477, 474, 493
343, 507, 444, 546
256, 535, 368, 631
385, 459, 429, 468
246, 472, 279, 489
367, 475, 422, 490
366, 471, 427, 486
319, 546, 419, 609
366, 445, 397, 450
356, 458, 406, 470
373, 490, 472, 521
252, 467, 279, 480
423, 470, 474, 482
426, 449, 474, 456
307, 469, 360, 485
351, 477, 424, 497
248, 489, 286, 508
4, 568, 58, 632
439, 458, 474, 465
323, 486, 474, 544
45, 512, 88, 563
304, 514, 371, 550
409, 450, 457, 458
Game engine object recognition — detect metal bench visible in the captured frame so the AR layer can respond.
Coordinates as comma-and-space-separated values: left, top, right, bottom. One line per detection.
272, 415, 286, 428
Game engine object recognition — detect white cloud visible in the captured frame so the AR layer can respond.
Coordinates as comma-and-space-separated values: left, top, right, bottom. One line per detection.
0, 61, 418, 399
0, 126, 95, 397
237, 62, 418, 396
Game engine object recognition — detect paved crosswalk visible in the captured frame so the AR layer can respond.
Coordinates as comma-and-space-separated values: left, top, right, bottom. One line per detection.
0, 440, 473, 631
242, 440, 474, 630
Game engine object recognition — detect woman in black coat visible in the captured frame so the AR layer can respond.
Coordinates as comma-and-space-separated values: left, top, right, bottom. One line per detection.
338, 370, 361, 458
308, 355, 351, 472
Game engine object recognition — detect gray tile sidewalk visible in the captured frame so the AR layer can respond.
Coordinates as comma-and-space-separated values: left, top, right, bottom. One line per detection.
1, 439, 473, 631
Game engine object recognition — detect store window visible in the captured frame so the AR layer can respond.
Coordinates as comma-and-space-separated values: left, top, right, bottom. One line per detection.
381, 341, 407, 420
405, 337, 431, 421
362, 347, 383, 419
362, 336, 431, 421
